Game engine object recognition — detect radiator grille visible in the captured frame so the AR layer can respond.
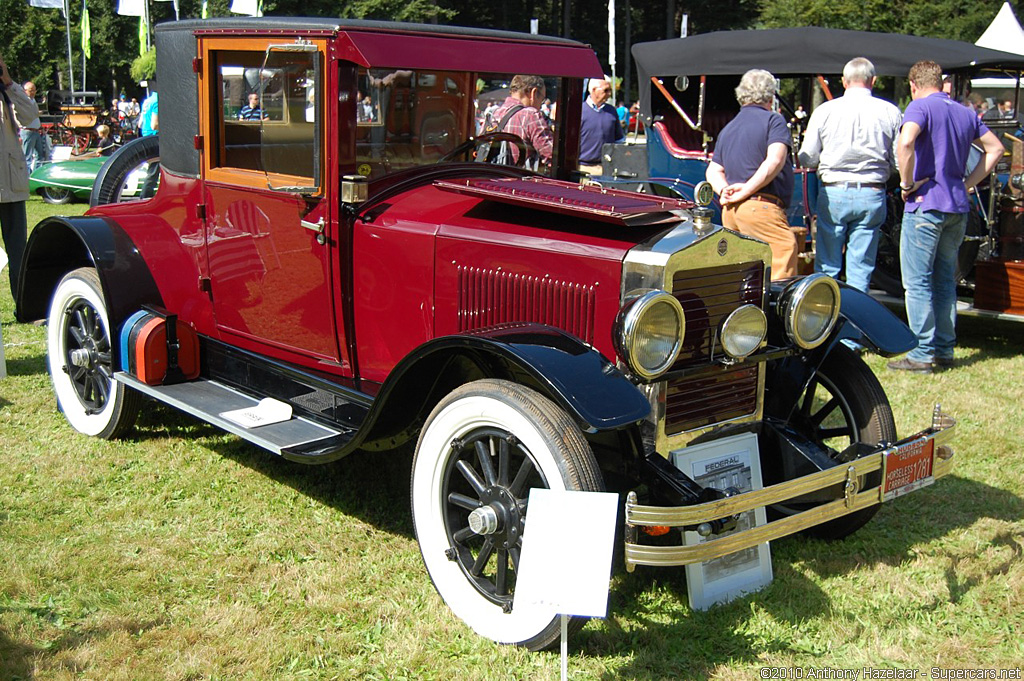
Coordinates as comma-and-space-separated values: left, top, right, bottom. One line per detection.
664, 261, 764, 435
456, 266, 596, 344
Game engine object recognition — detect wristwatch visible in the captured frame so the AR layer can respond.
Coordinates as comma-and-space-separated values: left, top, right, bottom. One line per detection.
899, 181, 913, 191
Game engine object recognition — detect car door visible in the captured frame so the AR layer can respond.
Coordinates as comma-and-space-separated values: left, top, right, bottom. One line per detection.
198, 37, 342, 366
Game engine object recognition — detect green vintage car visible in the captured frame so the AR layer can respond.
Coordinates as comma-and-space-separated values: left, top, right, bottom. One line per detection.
29, 156, 108, 204
28, 136, 160, 205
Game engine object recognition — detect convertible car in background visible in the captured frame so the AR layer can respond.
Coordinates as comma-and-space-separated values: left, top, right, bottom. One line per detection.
28, 136, 160, 205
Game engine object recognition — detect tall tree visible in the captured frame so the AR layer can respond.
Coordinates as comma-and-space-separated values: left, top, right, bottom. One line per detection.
759, 0, 1005, 42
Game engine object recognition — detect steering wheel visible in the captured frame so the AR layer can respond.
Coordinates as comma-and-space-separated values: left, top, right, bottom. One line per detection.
439, 131, 530, 166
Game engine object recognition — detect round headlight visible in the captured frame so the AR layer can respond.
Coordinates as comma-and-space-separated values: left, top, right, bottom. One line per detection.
720, 304, 767, 359
617, 291, 686, 380
779, 274, 841, 349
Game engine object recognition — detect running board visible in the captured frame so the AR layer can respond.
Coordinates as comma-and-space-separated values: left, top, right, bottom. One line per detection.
115, 372, 356, 460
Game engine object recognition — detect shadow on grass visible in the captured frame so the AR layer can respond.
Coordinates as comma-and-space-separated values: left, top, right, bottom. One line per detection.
782, 473, 1024, 578
122, 399, 416, 538
128, 400, 417, 538
882, 309, 1022, 370
572, 558, 831, 679
566, 472, 1022, 678
0, 614, 165, 679
0, 626, 35, 681
1, 353, 47, 377
213, 444, 418, 539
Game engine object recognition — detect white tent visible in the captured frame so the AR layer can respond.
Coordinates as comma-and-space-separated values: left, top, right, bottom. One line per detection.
977, 2, 1024, 55
973, 3, 1024, 95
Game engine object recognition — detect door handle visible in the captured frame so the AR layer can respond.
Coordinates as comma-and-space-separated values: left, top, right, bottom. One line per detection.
300, 217, 324, 234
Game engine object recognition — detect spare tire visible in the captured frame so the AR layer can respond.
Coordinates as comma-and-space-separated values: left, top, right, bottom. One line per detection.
90, 135, 160, 207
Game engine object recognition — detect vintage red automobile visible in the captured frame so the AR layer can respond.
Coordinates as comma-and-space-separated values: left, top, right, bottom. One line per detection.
15, 18, 955, 650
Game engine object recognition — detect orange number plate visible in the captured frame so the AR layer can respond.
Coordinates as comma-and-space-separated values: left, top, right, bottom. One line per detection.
882, 439, 935, 501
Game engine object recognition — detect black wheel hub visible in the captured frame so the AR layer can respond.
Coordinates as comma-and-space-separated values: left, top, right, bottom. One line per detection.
62, 299, 113, 414
442, 428, 545, 607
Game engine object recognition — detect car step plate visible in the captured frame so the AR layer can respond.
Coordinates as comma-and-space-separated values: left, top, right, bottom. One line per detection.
115, 372, 347, 455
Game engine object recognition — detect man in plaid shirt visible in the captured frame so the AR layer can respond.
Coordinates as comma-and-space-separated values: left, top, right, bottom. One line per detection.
486, 75, 553, 170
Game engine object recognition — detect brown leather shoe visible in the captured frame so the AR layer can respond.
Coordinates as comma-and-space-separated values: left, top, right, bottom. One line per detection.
887, 357, 933, 374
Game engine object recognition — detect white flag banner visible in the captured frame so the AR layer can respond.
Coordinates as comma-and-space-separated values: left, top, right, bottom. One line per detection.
28, 0, 65, 8
117, 0, 145, 16
607, 0, 616, 67
230, 0, 260, 16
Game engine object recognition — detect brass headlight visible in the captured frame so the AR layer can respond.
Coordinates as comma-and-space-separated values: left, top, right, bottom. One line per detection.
778, 274, 841, 349
720, 304, 767, 359
617, 291, 686, 380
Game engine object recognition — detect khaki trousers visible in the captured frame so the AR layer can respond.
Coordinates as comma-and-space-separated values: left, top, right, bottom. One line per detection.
722, 200, 798, 280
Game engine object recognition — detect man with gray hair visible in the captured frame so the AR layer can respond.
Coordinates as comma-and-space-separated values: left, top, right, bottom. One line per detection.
578, 77, 623, 176
706, 69, 797, 279
798, 57, 903, 292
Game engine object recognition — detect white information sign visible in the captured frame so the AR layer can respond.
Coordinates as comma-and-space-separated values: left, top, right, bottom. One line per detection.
673, 432, 773, 610
514, 488, 619, 618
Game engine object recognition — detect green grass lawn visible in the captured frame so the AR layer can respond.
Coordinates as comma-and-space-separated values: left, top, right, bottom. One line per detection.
2, 197, 1022, 679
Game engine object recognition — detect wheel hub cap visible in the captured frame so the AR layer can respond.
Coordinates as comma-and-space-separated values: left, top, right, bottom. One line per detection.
69, 348, 94, 369
468, 504, 500, 535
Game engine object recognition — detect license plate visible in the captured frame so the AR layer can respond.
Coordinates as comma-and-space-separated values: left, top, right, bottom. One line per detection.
882, 438, 935, 501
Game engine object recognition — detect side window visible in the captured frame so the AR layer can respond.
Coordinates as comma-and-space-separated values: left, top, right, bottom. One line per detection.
207, 44, 321, 191
213, 50, 267, 172
261, 46, 319, 187
355, 68, 471, 178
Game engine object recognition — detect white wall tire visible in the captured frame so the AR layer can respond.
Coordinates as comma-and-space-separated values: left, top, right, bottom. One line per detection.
47, 268, 140, 439
411, 379, 603, 651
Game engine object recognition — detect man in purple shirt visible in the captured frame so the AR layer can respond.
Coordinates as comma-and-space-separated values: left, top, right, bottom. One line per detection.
889, 61, 1003, 373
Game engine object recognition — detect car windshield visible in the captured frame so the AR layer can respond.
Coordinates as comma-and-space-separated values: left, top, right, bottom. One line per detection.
355, 68, 563, 178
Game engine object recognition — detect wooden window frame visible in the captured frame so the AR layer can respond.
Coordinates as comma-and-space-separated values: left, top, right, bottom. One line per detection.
199, 36, 326, 193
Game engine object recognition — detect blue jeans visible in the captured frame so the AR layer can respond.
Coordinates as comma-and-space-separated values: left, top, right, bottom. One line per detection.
19, 129, 49, 173
814, 185, 887, 292
900, 209, 967, 363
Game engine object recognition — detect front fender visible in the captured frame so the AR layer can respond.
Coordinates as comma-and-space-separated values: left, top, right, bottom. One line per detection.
366, 324, 649, 444
834, 284, 916, 356
16, 216, 162, 332
764, 281, 914, 422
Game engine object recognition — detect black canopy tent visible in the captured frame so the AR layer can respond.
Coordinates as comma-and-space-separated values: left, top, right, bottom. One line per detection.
633, 27, 1024, 122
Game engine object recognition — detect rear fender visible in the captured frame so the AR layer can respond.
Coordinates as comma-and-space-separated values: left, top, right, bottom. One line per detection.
17, 216, 162, 352
363, 324, 650, 448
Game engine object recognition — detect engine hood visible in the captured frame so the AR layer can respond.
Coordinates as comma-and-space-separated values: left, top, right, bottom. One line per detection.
434, 176, 697, 228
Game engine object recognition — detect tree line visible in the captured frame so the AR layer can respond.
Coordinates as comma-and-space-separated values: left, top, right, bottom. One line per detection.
0, 0, 1008, 106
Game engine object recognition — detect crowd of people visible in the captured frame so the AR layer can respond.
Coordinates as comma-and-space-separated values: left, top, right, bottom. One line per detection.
707, 57, 1004, 374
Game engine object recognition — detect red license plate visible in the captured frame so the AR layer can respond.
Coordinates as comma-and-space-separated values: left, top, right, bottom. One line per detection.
882, 438, 935, 501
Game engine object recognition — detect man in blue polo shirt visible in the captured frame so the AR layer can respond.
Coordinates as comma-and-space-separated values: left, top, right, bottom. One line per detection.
706, 69, 797, 280
888, 61, 1003, 374
578, 78, 623, 176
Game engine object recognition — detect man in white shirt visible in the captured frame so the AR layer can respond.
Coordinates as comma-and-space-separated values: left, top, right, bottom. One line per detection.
798, 57, 903, 292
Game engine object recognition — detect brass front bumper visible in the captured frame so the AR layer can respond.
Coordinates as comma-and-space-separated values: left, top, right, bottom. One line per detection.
624, 407, 956, 570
